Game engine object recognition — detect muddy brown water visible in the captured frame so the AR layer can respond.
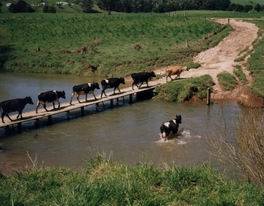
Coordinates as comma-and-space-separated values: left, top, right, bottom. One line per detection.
0, 73, 242, 174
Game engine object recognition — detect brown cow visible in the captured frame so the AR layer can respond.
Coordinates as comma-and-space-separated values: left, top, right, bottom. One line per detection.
166, 66, 186, 82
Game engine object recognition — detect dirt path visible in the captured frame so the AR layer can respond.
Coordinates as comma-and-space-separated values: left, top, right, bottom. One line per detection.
156, 18, 259, 95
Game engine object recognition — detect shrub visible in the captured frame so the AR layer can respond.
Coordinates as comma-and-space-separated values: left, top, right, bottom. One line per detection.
43, 5, 56, 13
156, 75, 214, 102
217, 71, 238, 91
8, 0, 35, 13
234, 66, 247, 84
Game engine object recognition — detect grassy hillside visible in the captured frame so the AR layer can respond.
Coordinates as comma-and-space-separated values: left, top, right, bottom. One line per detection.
0, 158, 263, 205
232, 0, 264, 5
0, 13, 229, 76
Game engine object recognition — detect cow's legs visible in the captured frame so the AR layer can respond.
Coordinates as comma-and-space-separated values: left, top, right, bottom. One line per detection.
117, 87, 121, 93
52, 102, 56, 110
113, 87, 116, 95
77, 95, 81, 103
101, 89, 107, 98
36, 102, 41, 113
57, 100, 60, 109
146, 80, 149, 87
85, 94, 88, 102
17, 111, 23, 119
70, 93, 75, 105
43, 103, 48, 112
92, 92, 97, 100
132, 82, 135, 90
6, 113, 13, 122
138, 82, 143, 88
1, 113, 5, 123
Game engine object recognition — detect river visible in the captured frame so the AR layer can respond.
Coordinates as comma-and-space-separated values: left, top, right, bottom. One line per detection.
0, 73, 241, 174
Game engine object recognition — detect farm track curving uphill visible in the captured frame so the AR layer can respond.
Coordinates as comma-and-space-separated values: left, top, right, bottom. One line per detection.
156, 18, 259, 94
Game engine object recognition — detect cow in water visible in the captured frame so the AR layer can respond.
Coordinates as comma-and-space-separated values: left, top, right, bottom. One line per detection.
131, 71, 156, 90
0, 97, 34, 123
36, 90, 65, 113
70, 83, 100, 105
101, 77, 125, 98
160, 115, 182, 141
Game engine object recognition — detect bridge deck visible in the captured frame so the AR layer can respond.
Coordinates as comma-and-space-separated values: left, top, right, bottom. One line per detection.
0, 83, 160, 129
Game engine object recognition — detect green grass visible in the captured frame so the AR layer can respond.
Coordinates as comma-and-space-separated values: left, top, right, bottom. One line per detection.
217, 71, 238, 91
156, 75, 214, 102
248, 20, 264, 97
0, 13, 230, 76
184, 61, 201, 70
232, 0, 264, 5
234, 65, 247, 84
0, 158, 263, 206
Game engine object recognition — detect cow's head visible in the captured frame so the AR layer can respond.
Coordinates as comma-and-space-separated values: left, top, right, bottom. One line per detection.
176, 115, 182, 124
120, 77, 125, 84
93, 82, 100, 90
150, 71, 156, 78
25, 96, 34, 105
57, 91, 66, 99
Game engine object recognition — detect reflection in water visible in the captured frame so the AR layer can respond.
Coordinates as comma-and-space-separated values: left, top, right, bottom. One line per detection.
0, 73, 241, 174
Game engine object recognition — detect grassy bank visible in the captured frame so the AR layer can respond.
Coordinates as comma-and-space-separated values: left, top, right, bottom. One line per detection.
155, 75, 214, 102
217, 72, 238, 91
248, 20, 264, 97
0, 158, 263, 205
0, 13, 230, 76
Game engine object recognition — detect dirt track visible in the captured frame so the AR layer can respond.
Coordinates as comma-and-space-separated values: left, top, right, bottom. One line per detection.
158, 18, 259, 93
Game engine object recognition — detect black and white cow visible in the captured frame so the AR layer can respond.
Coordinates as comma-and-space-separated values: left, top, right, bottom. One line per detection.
36, 90, 66, 113
101, 77, 125, 98
131, 71, 156, 90
0, 97, 34, 123
160, 115, 182, 140
70, 83, 100, 105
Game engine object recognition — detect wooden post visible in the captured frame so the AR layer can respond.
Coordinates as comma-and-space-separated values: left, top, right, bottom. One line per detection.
207, 88, 211, 105
81, 107, 84, 116
228, 18, 230, 25
48, 115, 52, 125
96, 103, 99, 111
4, 126, 10, 135
66, 111, 70, 120
110, 99, 114, 108
129, 94, 133, 104
35, 119, 40, 128
17, 123, 22, 133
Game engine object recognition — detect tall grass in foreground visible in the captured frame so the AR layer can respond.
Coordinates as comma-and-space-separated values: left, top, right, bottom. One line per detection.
0, 156, 263, 205
211, 110, 264, 185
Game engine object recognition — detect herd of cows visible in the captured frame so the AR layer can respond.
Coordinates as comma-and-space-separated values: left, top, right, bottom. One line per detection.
0, 69, 185, 139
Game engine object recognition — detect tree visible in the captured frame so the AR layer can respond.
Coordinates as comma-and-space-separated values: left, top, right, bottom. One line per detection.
81, 0, 94, 12
243, 4, 253, 12
254, 3, 262, 12
97, 0, 116, 14
9, 0, 35, 13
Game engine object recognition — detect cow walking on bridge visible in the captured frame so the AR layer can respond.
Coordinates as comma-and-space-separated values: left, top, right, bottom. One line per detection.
131, 71, 156, 90
70, 83, 100, 105
101, 78, 125, 98
36, 90, 66, 113
0, 97, 34, 123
